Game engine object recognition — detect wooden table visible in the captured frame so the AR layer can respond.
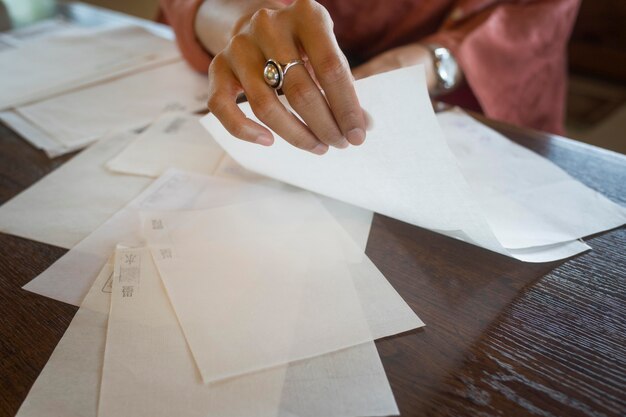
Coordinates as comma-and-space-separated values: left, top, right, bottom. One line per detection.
1, 5, 625, 417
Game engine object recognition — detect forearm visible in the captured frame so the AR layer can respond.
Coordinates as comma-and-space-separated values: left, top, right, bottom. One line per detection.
194, 0, 286, 56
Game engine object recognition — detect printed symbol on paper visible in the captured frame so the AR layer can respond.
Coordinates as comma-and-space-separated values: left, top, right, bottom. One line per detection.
160, 248, 172, 259
152, 219, 164, 230
122, 286, 134, 298
124, 253, 138, 266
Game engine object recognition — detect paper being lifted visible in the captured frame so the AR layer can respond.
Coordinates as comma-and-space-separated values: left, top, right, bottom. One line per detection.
201, 65, 626, 261
440, 109, 626, 249
0, 23, 179, 110
99, 246, 399, 417
143, 192, 422, 383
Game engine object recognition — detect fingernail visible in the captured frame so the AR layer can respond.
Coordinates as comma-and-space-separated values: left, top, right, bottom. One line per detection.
255, 134, 273, 146
311, 143, 328, 155
346, 128, 365, 145
333, 138, 350, 149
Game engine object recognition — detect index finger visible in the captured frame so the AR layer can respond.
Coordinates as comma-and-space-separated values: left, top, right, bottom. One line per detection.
293, 2, 366, 145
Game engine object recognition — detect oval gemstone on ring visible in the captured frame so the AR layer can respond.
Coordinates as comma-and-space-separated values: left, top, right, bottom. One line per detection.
263, 60, 282, 88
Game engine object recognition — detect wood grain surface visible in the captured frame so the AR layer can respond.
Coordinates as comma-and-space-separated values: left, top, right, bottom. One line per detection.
0, 7, 625, 417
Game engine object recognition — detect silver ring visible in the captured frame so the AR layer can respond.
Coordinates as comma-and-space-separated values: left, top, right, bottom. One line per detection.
263, 58, 305, 90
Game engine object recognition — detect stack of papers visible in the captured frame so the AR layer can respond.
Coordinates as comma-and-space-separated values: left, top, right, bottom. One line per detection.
0, 22, 208, 157
0, 23, 179, 109
16, 170, 422, 417
3, 64, 624, 417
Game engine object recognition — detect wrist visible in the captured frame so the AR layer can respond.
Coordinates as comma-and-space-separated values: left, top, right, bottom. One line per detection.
195, 0, 286, 56
231, 0, 286, 37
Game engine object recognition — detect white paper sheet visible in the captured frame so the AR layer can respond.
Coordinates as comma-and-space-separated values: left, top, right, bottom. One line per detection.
143, 192, 421, 382
99, 246, 399, 417
0, 132, 152, 248
17, 250, 399, 417
0, 23, 180, 110
0, 110, 64, 155
200, 66, 625, 261
10, 61, 207, 156
106, 112, 224, 177
24, 171, 372, 306
439, 109, 626, 249
104, 113, 375, 248
201, 66, 506, 256
15, 260, 113, 417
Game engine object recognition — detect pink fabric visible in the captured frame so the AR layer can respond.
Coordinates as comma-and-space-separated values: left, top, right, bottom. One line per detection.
160, 0, 580, 134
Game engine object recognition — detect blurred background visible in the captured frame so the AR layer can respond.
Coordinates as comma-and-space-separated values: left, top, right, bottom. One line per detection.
1, 0, 624, 154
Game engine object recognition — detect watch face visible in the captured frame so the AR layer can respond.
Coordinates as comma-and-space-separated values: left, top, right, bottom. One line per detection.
439, 56, 458, 89
433, 47, 459, 90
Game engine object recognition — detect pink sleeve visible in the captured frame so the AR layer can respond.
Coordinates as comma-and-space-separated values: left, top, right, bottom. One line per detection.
424, 0, 580, 134
160, 0, 212, 73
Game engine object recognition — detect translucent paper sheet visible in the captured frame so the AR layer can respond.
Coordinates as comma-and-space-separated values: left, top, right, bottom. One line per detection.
440, 109, 626, 249
99, 246, 399, 417
0, 23, 179, 110
17, 250, 399, 417
143, 192, 421, 382
24, 171, 372, 306
106, 112, 224, 177
15, 260, 113, 417
104, 111, 374, 249
0, 132, 152, 248
8, 61, 207, 156
200, 66, 626, 261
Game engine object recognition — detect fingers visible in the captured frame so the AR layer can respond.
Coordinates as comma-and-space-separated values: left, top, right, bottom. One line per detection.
293, 0, 366, 145
207, 55, 274, 146
225, 34, 329, 155
207, 0, 366, 154
253, 22, 348, 148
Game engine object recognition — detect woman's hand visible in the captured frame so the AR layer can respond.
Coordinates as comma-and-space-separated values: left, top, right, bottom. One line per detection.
352, 44, 438, 92
205, 0, 366, 155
